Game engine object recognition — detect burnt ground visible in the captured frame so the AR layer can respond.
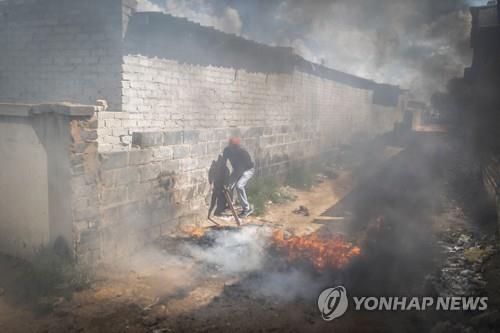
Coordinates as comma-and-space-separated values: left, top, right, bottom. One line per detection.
0, 131, 499, 333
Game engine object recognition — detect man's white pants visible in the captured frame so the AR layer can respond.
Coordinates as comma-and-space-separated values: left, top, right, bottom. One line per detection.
233, 168, 254, 212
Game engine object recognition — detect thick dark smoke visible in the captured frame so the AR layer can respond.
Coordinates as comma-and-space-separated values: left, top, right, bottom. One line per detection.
138, 0, 481, 100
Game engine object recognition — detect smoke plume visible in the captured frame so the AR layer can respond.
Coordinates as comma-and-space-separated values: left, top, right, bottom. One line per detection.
137, 0, 243, 35
119, 225, 325, 302
269, 0, 474, 99
137, 0, 485, 100
136, 0, 164, 12
181, 225, 271, 275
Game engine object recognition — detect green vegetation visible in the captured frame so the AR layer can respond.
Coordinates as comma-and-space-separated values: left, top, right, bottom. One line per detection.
247, 163, 338, 215
285, 164, 319, 190
25, 238, 90, 314
247, 176, 293, 215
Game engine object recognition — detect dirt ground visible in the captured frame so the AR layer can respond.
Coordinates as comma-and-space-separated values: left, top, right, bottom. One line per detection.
0, 134, 499, 333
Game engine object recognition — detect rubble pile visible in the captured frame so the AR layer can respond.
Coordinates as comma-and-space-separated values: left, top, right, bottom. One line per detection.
433, 229, 496, 297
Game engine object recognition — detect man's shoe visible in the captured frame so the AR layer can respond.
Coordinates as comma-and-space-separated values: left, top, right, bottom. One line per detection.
238, 208, 254, 218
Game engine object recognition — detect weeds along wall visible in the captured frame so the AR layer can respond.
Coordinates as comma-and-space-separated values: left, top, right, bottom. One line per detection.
0, 1, 403, 265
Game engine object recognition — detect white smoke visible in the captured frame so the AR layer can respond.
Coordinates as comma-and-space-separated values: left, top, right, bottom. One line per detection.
182, 225, 271, 275
274, 0, 473, 100
135, 0, 243, 36
136, 0, 164, 12
164, 0, 242, 35
119, 225, 325, 302
246, 268, 323, 301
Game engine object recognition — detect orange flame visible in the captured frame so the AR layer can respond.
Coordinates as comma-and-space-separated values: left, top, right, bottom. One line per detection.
184, 227, 206, 238
272, 230, 361, 270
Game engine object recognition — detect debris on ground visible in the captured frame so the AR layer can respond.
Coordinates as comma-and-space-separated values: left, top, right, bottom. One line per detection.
464, 247, 494, 264
430, 193, 497, 299
470, 310, 500, 327
293, 205, 310, 216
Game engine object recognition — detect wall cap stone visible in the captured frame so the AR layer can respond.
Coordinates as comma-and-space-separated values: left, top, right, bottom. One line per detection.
0, 102, 101, 118
0, 103, 31, 117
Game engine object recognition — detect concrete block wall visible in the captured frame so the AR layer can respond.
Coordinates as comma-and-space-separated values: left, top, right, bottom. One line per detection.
0, 0, 127, 109
0, 103, 99, 261
97, 55, 376, 152
85, 57, 399, 265
69, 113, 102, 265
0, 110, 51, 258
87, 124, 319, 264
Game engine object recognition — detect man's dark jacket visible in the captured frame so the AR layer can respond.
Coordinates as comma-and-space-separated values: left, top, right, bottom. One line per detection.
223, 145, 254, 177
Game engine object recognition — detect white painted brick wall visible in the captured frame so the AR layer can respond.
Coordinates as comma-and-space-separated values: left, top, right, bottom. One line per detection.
98, 55, 378, 155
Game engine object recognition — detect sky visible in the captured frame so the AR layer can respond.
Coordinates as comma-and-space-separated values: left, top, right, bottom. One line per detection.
136, 0, 493, 100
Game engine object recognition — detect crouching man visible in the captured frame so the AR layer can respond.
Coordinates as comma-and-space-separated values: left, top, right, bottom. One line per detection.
223, 136, 255, 218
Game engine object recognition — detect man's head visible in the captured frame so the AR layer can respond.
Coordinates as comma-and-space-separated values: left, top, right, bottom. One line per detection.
229, 136, 241, 146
